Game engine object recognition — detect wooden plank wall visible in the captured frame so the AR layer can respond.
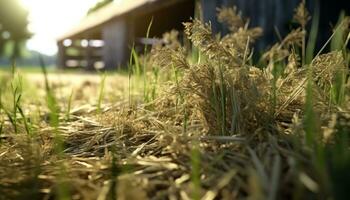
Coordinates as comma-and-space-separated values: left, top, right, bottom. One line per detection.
102, 19, 129, 70
114, 0, 348, 59
201, 0, 314, 51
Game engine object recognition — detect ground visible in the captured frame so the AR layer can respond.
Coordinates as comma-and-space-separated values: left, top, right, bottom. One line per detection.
0, 5, 350, 199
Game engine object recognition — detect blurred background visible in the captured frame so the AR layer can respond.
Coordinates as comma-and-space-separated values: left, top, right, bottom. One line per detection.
0, 0, 101, 68
0, 0, 349, 70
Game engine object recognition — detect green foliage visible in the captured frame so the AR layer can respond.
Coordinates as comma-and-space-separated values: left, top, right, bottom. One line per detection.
0, 0, 31, 59
0, 63, 35, 137
0, 72, 24, 134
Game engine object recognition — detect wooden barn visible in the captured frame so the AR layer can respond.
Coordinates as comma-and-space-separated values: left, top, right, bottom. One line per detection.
57, 0, 348, 70
57, 0, 195, 70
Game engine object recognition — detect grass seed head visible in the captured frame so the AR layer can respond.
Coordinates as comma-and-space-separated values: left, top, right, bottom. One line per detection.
217, 6, 245, 32
293, 1, 311, 28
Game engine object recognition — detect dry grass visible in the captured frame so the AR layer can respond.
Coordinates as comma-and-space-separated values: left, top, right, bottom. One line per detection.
1, 2, 350, 200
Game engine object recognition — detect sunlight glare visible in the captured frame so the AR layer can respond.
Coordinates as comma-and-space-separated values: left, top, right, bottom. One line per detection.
20, 0, 100, 55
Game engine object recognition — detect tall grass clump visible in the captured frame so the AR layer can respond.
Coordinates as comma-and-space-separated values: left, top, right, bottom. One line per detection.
0, 63, 34, 136
150, 2, 350, 199
153, 7, 274, 136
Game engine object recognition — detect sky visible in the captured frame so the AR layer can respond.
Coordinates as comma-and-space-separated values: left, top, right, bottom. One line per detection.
20, 0, 100, 56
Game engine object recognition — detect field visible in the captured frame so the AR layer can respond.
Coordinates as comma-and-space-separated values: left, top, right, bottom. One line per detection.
1, 4, 350, 200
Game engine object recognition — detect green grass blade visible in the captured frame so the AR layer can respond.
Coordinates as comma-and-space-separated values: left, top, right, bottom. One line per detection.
0, 121, 3, 138
131, 47, 141, 76
98, 73, 107, 114
66, 89, 74, 121
143, 17, 153, 103
306, 0, 320, 64
17, 104, 32, 136
331, 11, 346, 51
144, 17, 154, 54
268, 155, 281, 200
128, 44, 135, 106
219, 65, 227, 135
0, 89, 3, 137
191, 141, 201, 200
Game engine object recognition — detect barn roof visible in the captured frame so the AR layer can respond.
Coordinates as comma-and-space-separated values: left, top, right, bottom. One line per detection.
57, 0, 188, 41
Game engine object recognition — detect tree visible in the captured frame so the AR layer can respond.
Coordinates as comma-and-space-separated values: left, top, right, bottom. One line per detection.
0, 0, 31, 60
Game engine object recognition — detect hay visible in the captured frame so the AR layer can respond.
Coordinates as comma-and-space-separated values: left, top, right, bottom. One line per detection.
0, 2, 350, 199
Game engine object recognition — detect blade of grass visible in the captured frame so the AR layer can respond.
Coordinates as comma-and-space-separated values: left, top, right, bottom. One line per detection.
109, 148, 119, 200
268, 155, 281, 200
143, 17, 153, 103
0, 89, 3, 137
330, 11, 346, 51
191, 140, 201, 200
0, 90, 15, 131
131, 47, 141, 76
128, 43, 134, 107
0, 121, 3, 138
305, 0, 320, 64
11, 84, 19, 133
229, 86, 240, 134
11, 59, 16, 78
304, 74, 316, 147
144, 17, 154, 54
17, 103, 32, 136
211, 80, 220, 135
151, 67, 159, 101
98, 73, 107, 114
65, 89, 74, 121
331, 70, 347, 105
39, 55, 59, 129
218, 64, 227, 135
248, 147, 269, 190
312, 15, 348, 62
